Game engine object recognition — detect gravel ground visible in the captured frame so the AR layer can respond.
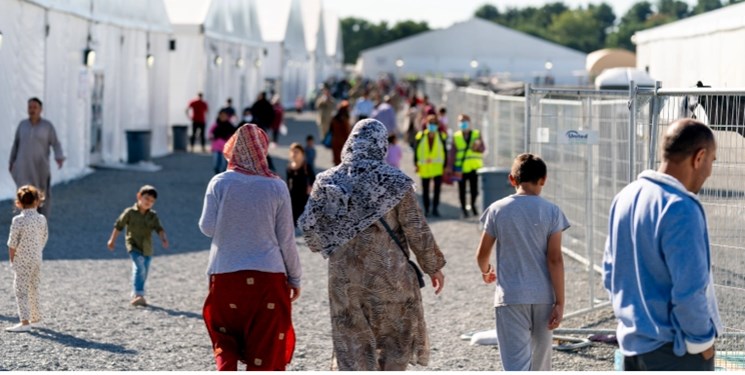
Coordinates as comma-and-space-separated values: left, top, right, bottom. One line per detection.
0, 112, 618, 371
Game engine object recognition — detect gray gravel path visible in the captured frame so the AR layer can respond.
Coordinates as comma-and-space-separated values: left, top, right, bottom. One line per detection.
0, 112, 617, 371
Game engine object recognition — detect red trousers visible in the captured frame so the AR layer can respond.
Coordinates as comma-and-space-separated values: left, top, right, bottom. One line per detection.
203, 270, 295, 371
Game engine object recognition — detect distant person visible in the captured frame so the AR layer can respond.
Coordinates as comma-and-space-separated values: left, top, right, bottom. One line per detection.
299, 119, 445, 370
330, 101, 352, 166
295, 96, 305, 114
221, 98, 236, 122
199, 124, 301, 371
5, 185, 48, 332
208, 110, 236, 174
305, 135, 316, 173
385, 134, 402, 169
372, 95, 397, 135
438, 107, 449, 128
448, 114, 485, 218
476, 153, 569, 371
240, 108, 252, 126
352, 91, 374, 122
250, 92, 275, 134
406, 97, 420, 149
604, 118, 721, 371
286, 143, 315, 229
107, 185, 169, 307
315, 88, 334, 138
414, 114, 448, 217
9, 97, 65, 217
186, 92, 209, 153
270, 94, 284, 143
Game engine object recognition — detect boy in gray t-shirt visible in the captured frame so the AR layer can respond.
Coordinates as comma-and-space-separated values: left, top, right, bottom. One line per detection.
476, 153, 569, 371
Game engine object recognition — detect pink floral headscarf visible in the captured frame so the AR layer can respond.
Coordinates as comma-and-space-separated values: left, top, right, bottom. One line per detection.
223, 124, 278, 178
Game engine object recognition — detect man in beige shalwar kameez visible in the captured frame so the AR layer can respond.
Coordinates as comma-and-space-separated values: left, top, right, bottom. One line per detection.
9, 98, 65, 217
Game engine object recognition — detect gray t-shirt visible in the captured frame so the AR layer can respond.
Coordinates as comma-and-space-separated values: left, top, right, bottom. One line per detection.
480, 194, 570, 307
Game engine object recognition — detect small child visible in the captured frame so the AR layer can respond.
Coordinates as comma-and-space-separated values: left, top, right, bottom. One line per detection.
107, 185, 169, 307
6, 185, 47, 332
305, 135, 316, 173
475, 153, 569, 371
385, 134, 403, 169
286, 143, 315, 230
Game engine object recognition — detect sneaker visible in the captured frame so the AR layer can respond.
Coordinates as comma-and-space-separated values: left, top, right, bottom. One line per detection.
5, 323, 31, 333
131, 296, 147, 307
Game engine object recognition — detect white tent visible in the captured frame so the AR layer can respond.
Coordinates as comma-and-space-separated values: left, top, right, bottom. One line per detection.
594, 68, 655, 90
257, 0, 309, 109
323, 10, 344, 82
634, 2, 745, 88
165, 0, 265, 130
0, 0, 172, 200
357, 18, 587, 85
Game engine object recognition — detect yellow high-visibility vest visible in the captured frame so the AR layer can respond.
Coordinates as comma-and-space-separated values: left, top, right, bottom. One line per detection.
415, 130, 446, 178
453, 129, 484, 173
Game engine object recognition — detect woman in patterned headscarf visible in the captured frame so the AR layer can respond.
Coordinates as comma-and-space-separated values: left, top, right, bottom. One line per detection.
198, 124, 301, 371
299, 119, 446, 370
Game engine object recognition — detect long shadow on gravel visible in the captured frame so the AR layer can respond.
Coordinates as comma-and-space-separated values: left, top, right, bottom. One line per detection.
29, 328, 137, 354
0, 153, 215, 260
0, 313, 15, 322
146, 304, 202, 320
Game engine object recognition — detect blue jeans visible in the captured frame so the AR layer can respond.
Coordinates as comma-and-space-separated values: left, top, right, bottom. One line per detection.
213, 151, 227, 174
129, 251, 152, 297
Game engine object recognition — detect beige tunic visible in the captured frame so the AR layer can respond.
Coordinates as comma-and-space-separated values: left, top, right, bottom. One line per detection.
328, 190, 446, 370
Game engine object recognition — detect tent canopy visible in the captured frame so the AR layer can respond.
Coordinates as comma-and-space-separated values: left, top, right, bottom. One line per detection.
634, 2, 745, 44
26, 0, 172, 32
586, 48, 636, 77
164, 0, 263, 45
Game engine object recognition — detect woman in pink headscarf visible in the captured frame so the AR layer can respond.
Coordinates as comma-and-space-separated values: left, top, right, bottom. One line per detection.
199, 124, 302, 371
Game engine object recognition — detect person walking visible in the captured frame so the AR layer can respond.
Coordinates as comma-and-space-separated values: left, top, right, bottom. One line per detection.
604, 118, 721, 371
372, 95, 397, 135
329, 101, 352, 166
250, 92, 276, 135
475, 153, 569, 370
208, 110, 237, 174
449, 114, 485, 218
270, 94, 284, 144
9, 97, 65, 217
299, 119, 445, 371
315, 87, 334, 139
414, 114, 448, 217
199, 124, 301, 371
186, 92, 209, 153
6, 185, 48, 332
285, 143, 315, 229
352, 91, 374, 122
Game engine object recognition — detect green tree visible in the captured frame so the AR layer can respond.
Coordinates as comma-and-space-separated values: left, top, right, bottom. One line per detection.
547, 9, 603, 52
657, 0, 690, 18
474, 4, 500, 20
340, 17, 430, 64
691, 0, 722, 14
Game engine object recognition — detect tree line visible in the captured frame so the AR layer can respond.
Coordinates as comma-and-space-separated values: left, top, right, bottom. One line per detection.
341, 0, 743, 64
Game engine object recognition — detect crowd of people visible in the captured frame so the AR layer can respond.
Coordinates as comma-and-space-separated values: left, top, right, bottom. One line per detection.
4, 86, 722, 371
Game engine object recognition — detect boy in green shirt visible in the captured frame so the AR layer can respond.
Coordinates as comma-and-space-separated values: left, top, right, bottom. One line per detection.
107, 185, 169, 306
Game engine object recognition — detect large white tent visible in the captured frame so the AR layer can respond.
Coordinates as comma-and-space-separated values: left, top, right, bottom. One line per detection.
165, 0, 265, 130
324, 10, 344, 81
0, 0, 172, 200
258, 0, 310, 109
357, 18, 587, 85
634, 2, 745, 88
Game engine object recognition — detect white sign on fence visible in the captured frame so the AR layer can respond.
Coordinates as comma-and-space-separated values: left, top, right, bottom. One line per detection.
558, 129, 598, 145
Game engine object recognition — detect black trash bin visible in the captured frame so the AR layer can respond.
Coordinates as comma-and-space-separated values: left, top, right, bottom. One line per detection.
172, 125, 189, 152
126, 130, 152, 164
478, 167, 513, 211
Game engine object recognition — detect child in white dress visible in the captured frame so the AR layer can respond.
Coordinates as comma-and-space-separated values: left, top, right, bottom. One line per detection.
6, 185, 48, 332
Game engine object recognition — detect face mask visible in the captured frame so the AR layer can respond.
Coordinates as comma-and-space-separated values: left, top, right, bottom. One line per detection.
459, 121, 469, 130
428, 124, 438, 132
243, 115, 253, 123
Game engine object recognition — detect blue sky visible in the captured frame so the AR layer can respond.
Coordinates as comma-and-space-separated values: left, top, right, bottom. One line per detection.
322, 0, 697, 28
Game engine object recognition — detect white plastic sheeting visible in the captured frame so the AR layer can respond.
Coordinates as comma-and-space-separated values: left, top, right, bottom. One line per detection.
634, 2, 745, 87
594, 68, 656, 90
0, 0, 172, 200
357, 18, 587, 84
165, 0, 265, 128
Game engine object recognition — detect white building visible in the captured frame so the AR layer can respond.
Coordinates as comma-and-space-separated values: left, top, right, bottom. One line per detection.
635, 2, 745, 88
357, 18, 587, 85
165, 0, 265, 128
0, 0, 172, 199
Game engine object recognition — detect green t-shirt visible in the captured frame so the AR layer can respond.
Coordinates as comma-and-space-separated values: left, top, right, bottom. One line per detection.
114, 204, 164, 256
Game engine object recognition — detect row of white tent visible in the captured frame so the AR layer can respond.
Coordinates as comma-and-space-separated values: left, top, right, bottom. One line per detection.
0, 0, 343, 200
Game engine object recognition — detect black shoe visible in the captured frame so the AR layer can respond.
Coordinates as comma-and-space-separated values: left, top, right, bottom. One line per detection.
432, 210, 441, 217
461, 210, 469, 219
424, 210, 431, 217
472, 207, 479, 216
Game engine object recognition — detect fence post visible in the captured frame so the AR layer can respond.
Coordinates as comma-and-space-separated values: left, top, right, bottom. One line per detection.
584, 96, 596, 311
628, 81, 637, 182
524, 83, 532, 152
647, 81, 663, 170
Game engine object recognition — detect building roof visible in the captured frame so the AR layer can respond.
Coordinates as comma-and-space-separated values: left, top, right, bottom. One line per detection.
634, 2, 745, 44
25, 0, 172, 33
586, 48, 636, 77
164, 0, 262, 44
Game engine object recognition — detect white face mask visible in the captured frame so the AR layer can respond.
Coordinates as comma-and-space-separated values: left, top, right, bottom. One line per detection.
243, 115, 253, 123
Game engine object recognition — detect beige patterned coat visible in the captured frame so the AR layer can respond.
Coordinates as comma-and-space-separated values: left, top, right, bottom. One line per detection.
327, 190, 446, 370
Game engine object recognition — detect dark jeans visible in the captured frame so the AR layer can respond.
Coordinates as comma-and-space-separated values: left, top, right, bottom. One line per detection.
421, 176, 442, 214
191, 121, 206, 150
624, 343, 714, 371
458, 171, 479, 212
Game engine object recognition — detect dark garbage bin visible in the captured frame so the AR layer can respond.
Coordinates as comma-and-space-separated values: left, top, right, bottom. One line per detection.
172, 125, 189, 152
478, 167, 513, 211
126, 130, 152, 164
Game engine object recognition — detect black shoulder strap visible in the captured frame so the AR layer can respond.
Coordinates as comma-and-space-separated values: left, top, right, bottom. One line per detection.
379, 218, 409, 259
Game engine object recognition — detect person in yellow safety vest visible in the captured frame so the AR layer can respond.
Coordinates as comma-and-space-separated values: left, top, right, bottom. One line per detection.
447, 114, 485, 218
414, 114, 449, 217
